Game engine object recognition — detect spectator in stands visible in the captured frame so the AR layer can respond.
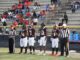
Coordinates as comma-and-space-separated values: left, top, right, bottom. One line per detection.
19, 0, 27, 4
32, 11, 37, 18
39, 10, 46, 21
0, 14, 2, 19
18, 2, 23, 9
24, 20, 29, 25
16, 14, 24, 24
16, 2, 23, 14
62, 12, 68, 24
29, 0, 33, 2
27, 6, 30, 12
49, 4, 55, 11
18, 0, 21, 3
51, 0, 57, 5
71, 1, 80, 13
22, 5, 26, 16
2, 12, 8, 18
19, 18, 24, 25
16, 9, 23, 14
5, 27, 9, 34
1, 17, 7, 26
0, 27, 3, 34
24, 0, 32, 7
13, 21, 18, 28
19, 0, 33, 4
71, 1, 76, 13
0, 15, 3, 34
45, 4, 49, 11
32, 11, 38, 25
8, 10, 13, 19
11, 4, 17, 14
34, 2, 40, 6
26, 10, 31, 18
22, 0, 26, 4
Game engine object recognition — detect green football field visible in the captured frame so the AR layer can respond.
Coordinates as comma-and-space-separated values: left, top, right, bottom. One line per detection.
0, 48, 80, 60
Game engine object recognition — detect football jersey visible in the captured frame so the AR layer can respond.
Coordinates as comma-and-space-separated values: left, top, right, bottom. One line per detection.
39, 27, 47, 36
20, 30, 28, 38
28, 28, 35, 37
51, 29, 59, 38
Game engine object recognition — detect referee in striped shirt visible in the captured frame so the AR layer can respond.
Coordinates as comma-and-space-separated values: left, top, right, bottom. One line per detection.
59, 23, 70, 57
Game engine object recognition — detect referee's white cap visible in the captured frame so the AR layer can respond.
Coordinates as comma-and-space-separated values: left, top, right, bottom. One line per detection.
63, 23, 67, 27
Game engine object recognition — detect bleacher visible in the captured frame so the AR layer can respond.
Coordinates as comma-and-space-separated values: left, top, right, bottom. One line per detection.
0, 0, 18, 14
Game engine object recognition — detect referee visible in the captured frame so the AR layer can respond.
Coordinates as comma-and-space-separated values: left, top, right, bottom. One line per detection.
59, 23, 70, 57
8, 25, 16, 53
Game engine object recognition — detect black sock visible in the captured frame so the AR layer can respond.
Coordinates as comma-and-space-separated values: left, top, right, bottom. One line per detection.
25, 47, 27, 53
40, 46, 42, 52
43, 46, 46, 53
33, 46, 35, 53
56, 48, 58, 54
66, 48, 69, 56
20, 47, 23, 53
52, 48, 55, 54
29, 46, 32, 54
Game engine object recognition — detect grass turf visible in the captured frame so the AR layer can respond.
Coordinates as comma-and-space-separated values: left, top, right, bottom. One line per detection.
0, 48, 80, 60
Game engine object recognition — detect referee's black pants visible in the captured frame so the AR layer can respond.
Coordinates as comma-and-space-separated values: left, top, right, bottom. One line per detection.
60, 37, 69, 56
9, 38, 14, 53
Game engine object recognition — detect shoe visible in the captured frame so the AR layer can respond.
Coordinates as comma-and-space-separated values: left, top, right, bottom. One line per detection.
43, 53, 46, 56
37, 52, 43, 55
59, 55, 64, 56
32, 52, 35, 55
53, 54, 57, 56
37, 53, 41, 55
30, 52, 32, 54
19, 52, 22, 54
55, 53, 60, 56
49, 54, 54, 56
24, 52, 27, 54
66, 55, 69, 57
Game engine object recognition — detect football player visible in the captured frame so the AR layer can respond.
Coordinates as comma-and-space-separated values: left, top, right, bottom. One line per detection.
38, 23, 47, 55
28, 25, 35, 54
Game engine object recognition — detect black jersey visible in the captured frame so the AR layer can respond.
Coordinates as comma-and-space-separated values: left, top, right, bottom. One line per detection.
20, 30, 28, 38
51, 29, 59, 38
28, 28, 35, 37
39, 27, 47, 37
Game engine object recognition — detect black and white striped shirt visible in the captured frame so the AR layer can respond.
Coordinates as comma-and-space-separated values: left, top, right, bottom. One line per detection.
60, 28, 70, 38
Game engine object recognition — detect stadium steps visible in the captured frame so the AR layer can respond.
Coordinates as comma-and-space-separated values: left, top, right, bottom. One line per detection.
60, 1, 80, 26
34, 0, 50, 4
0, 0, 18, 14
66, 10, 80, 25
68, 0, 80, 2
68, 20, 80, 25
63, 2, 80, 32
38, 0, 80, 26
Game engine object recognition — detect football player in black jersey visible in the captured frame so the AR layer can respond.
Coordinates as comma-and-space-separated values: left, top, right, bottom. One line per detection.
28, 25, 35, 54
19, 26, 28, 54
50, 24, 59, 56
38, 23, 47, 55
